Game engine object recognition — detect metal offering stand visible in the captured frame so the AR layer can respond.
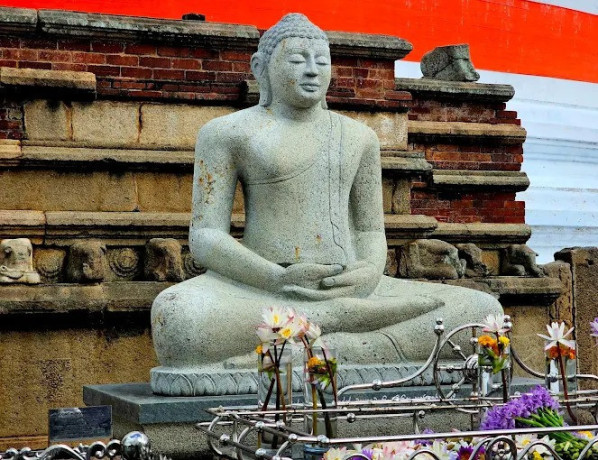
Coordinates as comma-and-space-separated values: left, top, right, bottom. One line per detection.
197, 318, 598, 460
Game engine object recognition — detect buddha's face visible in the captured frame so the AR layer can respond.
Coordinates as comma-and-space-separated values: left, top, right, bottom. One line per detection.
267, 37, 331, 109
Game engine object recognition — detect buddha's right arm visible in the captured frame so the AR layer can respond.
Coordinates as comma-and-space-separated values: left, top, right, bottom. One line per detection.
189, 121, 287, 291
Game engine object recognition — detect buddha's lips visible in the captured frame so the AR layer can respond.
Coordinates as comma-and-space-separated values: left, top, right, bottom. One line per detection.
300, 83, 320, 91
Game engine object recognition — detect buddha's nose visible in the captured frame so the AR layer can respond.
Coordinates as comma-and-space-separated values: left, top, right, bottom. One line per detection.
305, 58, 318, 76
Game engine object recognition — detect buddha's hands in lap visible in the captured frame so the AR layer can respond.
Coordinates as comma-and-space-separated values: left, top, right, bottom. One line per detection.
279, 261, 380, 300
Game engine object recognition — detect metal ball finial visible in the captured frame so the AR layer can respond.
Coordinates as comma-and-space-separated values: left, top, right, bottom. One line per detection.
121, 432, 150, 460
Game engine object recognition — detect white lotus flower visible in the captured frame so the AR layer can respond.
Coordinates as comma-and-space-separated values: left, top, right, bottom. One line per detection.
482, 313, 509, 333
538, 321, 575, 351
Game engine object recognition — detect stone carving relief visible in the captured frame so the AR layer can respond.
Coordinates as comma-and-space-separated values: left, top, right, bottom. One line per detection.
0, 238, 41, 284
501, 244, 545, 277
145, 238, 185, 282
66, 240, 107, 283
397, 239, 464, 280
34, 249, 66, 283
108, 248, 140, 280
421, 44, 480, 82
456, 243, 490, 278
384, 248, 398, 277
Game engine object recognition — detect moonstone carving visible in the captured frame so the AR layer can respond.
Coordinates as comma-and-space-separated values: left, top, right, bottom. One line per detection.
421, 44, 480, 82
66, 240, 107, 283
35, 249, 65, 283
150, 13, 502, 395
0, 238, 40, 284
145, 239, 185, 282
397, 239, 464, 280
501, 244, 545, 277
108, 248, 140, 280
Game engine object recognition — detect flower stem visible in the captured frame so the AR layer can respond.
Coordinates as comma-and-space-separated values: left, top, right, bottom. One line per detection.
557, 348, 577, 424
321, 348, 338, 406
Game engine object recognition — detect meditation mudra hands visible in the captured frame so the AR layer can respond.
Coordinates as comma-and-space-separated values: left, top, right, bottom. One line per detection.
277, 261, 380, 300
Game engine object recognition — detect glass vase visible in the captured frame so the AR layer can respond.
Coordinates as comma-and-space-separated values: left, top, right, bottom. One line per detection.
476, 336, 511, 402
303, 346, 338, 459
545, 341, 577, 396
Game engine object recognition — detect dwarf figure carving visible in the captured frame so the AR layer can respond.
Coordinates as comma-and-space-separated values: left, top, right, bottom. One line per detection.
145, 238, 185, 282
501, 244, 545, 277
421, 44, 480, 82
0, 238, 41, 284
398, 239, 464, 280
66, 240, 107, 283
456, 243, 490, 278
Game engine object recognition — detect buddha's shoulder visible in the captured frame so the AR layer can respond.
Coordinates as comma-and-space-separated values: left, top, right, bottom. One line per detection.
197, 107, 264, 143
332, 112, 379, 146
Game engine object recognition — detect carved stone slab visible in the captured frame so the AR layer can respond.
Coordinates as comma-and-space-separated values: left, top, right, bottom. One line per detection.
150, 363, 463, 397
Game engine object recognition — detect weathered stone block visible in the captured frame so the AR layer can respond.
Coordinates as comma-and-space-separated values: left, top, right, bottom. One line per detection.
397, 239, 463, 279
134, 172, 193, 212
138, 105, 234, 149
71, 101, 140, 147
0, 170, 138, 211
24, 100, 71, 141
344, 110, 407, 149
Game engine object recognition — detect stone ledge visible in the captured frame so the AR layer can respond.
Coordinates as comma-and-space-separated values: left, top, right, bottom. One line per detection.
0, 211, 531, 246
0, 281, 170, 316
395, 78, 515, 103
0, 6, 37, 34
432, 223, 531, 244
431, 170, 530, 192
37, 9, 260, 50
10, 144, 195, 171
440, 276, 562, 306
327, 31, 412, 60
0, 67, 96, 99
408, 120, 527, 145
381, 150, 432, 174
480, 276, 563, 306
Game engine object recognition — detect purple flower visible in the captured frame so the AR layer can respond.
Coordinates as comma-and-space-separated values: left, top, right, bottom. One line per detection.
480, 386, 560, 430
590, 318, 598, 338
414, 428, 435, 446
458, 445, 474, 460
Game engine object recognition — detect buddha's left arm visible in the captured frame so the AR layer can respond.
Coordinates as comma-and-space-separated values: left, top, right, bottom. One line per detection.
349, 132, 388, 274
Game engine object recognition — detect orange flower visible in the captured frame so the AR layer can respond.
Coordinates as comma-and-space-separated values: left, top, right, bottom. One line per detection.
478, 335, 497, 348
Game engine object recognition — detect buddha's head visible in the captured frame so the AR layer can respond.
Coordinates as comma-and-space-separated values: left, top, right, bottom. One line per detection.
251, 13, 331, 108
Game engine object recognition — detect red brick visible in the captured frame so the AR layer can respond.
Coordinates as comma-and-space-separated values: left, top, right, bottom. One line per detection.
353, 68, 368, 78
121, 67, 152, 79
333, 67, 353, 78
92, 41, 125, 53
169, 91, 196, 100
171, 58, 202, 70
0, 36, 20, 47
232, 61, 250, 72
19, 61, 52, 70
97, 80, 112, 88
385, 90, 411, 101
157, 45, 190, 57
87, 65, 120, 77
215, 72, 247, 82
128, 90, 163, 98
139, 56, 171, 68
23, 38, 58, 50
38, 50, 72, 62
190, 48, 219, 59
72, 52, 105, 64
154, 68, 185, 80
160, 83, 181, 91
113, 81, 146, 89
125, 43, 157, 55
4, 49, 36, 60
332, 57, 359, 67
106, 54, 139, 66
202, 60, 233, 71
185, 70, 216, 81
178, 84, 212, 92
52, 63, 87, 71
368, 68, 394, 80
220, 50, 250, 61
0, 60, 17, 67
58, 39, 91, 52
0, 120, 22, 129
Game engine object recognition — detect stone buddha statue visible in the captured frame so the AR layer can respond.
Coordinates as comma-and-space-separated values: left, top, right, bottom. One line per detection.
151, 13, 502, 393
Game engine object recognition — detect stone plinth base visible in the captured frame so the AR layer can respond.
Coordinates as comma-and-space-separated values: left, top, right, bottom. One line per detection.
85, 380, 541, 459
150, 362, 460, 396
